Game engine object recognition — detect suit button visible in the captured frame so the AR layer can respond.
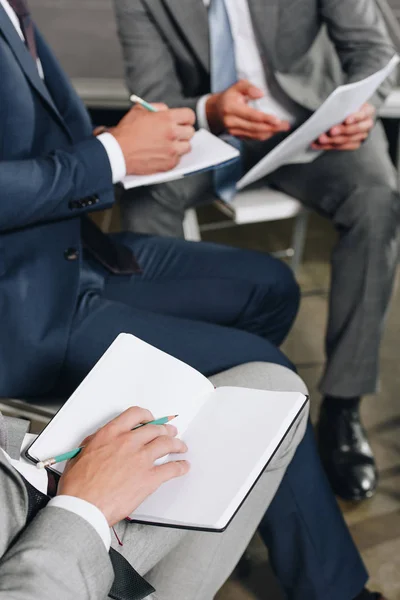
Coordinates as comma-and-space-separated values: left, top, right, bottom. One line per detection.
64, 247, 79, 261
68, 200, 80, 210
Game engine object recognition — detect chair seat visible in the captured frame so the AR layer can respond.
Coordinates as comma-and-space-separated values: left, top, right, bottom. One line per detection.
0, 397, 63, 420
230, 187, 304, 225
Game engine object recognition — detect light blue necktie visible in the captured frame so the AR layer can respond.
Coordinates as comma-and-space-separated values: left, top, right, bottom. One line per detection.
209, 0, 242, 202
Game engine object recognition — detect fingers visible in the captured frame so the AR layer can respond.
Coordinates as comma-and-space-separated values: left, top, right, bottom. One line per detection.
312, 141, 364, 151
170, 107, 196, 125
168, 124, 195, 142
328, 118, 374, 137
311, 138, 365, 151
234, 79, 264, 100
225, 115, 288, 140
153, 459, 191, 484
127, 423, 178, 449
317, 131, 368, 145
344, 102, 375, 125
232, 102, 284, 125
99, 406, 155, 440
146, 435, 188, 462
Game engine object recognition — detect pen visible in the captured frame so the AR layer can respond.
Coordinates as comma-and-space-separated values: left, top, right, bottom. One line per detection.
130, 94, 158, 113
36, 414, 179, 469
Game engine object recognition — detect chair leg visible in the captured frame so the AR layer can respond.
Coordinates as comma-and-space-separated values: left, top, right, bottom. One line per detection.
290, 210, 309, 275
183, 208, 202, 241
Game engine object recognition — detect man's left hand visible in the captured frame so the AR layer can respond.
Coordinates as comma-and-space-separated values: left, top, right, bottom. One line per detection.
311, 103, 375, 151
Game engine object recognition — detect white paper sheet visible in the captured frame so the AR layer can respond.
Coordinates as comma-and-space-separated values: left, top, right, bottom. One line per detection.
122, 129, 240, 189
237, 55, 399, 190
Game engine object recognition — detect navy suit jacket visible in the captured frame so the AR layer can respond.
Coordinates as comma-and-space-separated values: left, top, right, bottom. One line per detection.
0, 7, 116, 397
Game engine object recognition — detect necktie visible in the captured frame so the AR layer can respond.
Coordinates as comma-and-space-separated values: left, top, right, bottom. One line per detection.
208, 0, 242, 202
7, 0, 38, 61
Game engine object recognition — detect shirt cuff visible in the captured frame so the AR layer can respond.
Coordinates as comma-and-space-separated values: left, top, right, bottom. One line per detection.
97, 132, 127, 184
49, 496, 111, 550
196, 94, 212, 131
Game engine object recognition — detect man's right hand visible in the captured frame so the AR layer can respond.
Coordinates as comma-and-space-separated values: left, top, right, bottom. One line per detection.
57, 407, 189, 527
110, 105, 196, 175
205, 80, 290, 141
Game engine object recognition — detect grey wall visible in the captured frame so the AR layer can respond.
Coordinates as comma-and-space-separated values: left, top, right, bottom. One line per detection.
29, 0, 400, 80
29, 0, 124, 78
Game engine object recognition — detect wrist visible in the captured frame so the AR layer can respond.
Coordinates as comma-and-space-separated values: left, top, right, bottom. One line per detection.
205, 93, 224, 135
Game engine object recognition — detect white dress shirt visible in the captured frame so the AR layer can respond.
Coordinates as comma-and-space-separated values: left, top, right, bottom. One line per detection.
0, 0, 126, 184
198, 0, 298, 129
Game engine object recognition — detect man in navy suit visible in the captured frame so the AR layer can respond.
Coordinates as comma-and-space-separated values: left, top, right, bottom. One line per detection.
0, 2, 385, 599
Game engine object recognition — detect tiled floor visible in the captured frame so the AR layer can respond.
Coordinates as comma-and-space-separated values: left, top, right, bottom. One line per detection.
202, 212, 400, 599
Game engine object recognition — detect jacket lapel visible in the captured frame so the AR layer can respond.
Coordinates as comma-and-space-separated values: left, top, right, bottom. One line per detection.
162, 0, 209, 71
248, 0, 279, 69
0, 6, 66, 128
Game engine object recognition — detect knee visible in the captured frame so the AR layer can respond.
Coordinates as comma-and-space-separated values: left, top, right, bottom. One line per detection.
210, 361, 308, 393
260, 258, 300, 316
343, 184, 400, 237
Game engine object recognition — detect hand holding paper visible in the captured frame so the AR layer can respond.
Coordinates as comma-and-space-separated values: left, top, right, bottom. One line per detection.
312, 103, 376, 151
237, 55, 399, 190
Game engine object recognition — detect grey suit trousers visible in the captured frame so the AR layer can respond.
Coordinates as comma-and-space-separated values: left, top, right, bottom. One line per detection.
121, 123, 400, 398
113, 363, 308, 600
0, 363, 307, 600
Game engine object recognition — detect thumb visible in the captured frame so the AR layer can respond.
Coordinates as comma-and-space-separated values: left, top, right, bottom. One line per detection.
234, 80, 264, 99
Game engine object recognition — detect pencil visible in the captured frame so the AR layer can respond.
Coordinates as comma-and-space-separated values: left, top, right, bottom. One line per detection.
130, 94, 158, 113
36, 415, 179, 469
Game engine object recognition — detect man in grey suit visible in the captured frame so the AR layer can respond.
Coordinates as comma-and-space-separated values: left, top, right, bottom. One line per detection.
114, 0, 400, 502
0, 363, 308, 600
0, 362, 387, 600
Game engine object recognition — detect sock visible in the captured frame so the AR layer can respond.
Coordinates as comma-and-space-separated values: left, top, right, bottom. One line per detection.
323, 396, 361, 412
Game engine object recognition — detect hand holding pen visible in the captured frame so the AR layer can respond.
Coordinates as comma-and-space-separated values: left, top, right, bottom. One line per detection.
56, 407, 189, 527
106, 95, 195, 176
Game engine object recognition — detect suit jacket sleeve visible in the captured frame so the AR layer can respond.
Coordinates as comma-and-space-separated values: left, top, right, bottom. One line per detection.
0, 137, 114, 233
321, 0, 396, 107
114, 0, 201, 115
0, 450, 114, 600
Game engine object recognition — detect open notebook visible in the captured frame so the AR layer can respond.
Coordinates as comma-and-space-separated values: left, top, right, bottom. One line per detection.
27, 334, 307, 532
122, 129, 240, 189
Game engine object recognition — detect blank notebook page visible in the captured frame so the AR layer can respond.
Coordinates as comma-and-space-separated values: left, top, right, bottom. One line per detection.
131, 387, 306, 530
28, 334, 213, 471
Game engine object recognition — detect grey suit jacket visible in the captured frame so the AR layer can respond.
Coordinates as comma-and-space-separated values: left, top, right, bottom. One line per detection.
114, 0, 396, 118
0, 413, 114, 600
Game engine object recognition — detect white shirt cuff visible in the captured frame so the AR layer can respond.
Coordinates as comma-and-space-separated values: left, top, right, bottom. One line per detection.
48, 496, 111, 550
196, 94, 212, 131
97, 132, 127, 184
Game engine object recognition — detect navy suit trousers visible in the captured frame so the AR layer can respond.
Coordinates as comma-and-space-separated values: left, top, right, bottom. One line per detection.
56, 233, 367, 600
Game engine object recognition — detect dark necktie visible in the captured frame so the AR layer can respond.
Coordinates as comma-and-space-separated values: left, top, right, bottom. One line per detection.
20, 473, 155, 600
7, 0, 38, 61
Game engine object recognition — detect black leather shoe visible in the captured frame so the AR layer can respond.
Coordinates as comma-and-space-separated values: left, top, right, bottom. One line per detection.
317, 400, 378, 501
